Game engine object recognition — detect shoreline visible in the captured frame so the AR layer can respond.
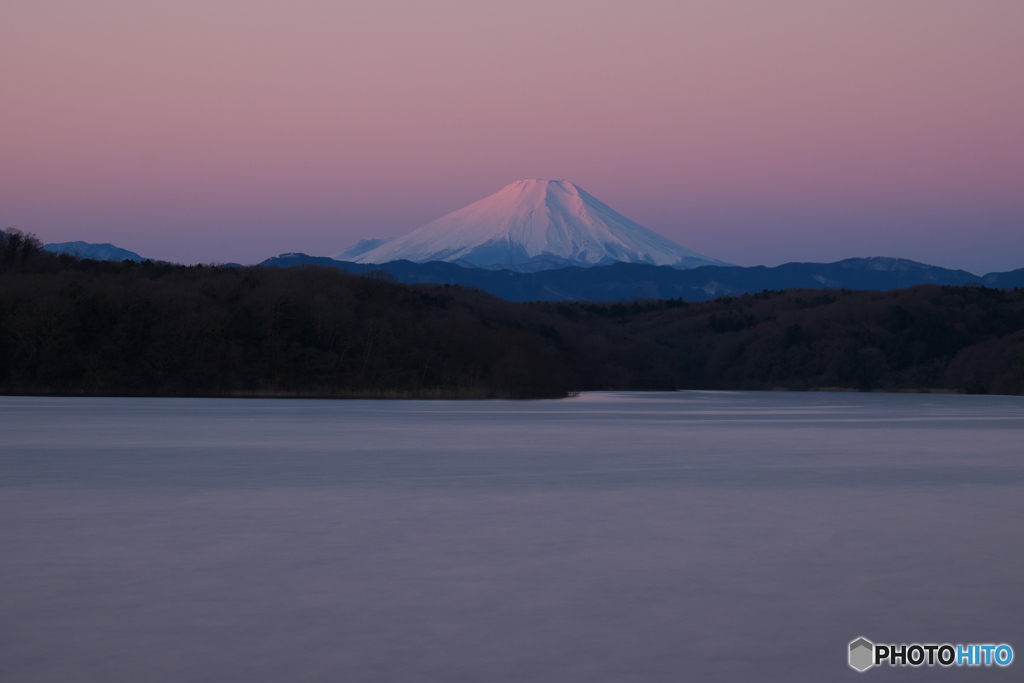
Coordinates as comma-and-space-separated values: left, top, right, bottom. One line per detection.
0, 386, 998, 400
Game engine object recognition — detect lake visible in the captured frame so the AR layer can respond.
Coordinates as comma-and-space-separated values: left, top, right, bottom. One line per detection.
1, 391, 1022, 682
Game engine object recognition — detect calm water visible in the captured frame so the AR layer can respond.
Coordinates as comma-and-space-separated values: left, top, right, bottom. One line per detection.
1, 391, 1022, 682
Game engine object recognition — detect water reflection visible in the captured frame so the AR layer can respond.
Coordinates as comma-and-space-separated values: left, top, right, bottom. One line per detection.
1, 392, 1022, 681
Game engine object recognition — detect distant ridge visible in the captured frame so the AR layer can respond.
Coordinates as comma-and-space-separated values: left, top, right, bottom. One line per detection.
335, 237, 396, 261
262, 254, 1003, 302
44, 241, 147, 262
333, 179, 729, 270
984, 267, 1024, 289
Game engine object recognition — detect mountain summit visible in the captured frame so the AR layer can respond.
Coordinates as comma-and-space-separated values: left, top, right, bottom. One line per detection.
334, 179, 729, 270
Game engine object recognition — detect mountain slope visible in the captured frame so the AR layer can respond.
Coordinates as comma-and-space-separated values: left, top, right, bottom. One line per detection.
44, 241, 146, 262
983, 267, 1024, 289
334, 237, 396, 261
334, 179, 729, 269
262, 254, 986, 302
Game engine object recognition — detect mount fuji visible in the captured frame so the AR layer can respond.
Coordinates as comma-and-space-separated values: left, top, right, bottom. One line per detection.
333, 179, 730, 271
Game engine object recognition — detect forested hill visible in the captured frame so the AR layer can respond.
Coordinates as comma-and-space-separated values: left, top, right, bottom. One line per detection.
2, 231, 1024, 398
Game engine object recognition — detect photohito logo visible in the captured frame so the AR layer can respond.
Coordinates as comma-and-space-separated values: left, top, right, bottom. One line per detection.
848, 637, 1013, 672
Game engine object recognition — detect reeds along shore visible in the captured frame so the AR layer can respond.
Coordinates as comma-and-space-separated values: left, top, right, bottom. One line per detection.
2, 230, 1024, 399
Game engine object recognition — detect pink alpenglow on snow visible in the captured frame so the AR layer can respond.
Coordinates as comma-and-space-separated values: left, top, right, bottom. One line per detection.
3, 2, 1023, 270
335, 180, 730, 270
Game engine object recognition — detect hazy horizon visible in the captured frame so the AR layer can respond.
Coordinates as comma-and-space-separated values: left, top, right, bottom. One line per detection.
4, 1, 1022, 272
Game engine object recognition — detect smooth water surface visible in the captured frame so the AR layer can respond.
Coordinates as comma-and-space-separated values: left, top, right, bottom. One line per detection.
2, 391, 1023, 682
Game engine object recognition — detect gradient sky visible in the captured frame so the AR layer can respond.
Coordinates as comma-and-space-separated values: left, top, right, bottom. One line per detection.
3, 0, 1023, 273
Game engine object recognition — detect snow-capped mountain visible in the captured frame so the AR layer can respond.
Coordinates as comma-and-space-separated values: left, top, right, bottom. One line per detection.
334, 237, 396, 261
333, 179, 729, 270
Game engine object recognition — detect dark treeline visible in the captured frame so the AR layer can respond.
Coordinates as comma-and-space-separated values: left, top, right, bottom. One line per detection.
3, 229, 1024, 398
0, 230, 565, 398
543, 289, 1024, 396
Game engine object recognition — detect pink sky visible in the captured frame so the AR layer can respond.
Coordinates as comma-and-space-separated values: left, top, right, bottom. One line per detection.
3, 0, 1023, 273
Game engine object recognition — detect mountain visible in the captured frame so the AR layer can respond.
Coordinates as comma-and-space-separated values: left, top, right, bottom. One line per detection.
983, 267, 1024, 289
334, 237, 396, 261
333, 179, 729, 270
262, 254, 988, 302
44, 241, 147, 262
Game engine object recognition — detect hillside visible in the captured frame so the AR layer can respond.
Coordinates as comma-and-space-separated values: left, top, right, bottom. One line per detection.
43, 241, 148, 262
3, 232, 1023, 398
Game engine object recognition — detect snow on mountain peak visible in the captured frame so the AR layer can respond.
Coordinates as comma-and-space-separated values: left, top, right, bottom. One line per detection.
333, 179, 730, 270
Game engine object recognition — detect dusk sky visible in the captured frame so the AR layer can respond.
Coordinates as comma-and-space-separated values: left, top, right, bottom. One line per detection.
3, 1, 1022, 273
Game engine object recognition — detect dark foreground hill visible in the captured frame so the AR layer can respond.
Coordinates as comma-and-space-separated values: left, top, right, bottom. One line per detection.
3, 232, 1024, 398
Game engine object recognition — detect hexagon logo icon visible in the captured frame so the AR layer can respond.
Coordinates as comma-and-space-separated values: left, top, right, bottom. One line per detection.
849, 637, 874, 672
